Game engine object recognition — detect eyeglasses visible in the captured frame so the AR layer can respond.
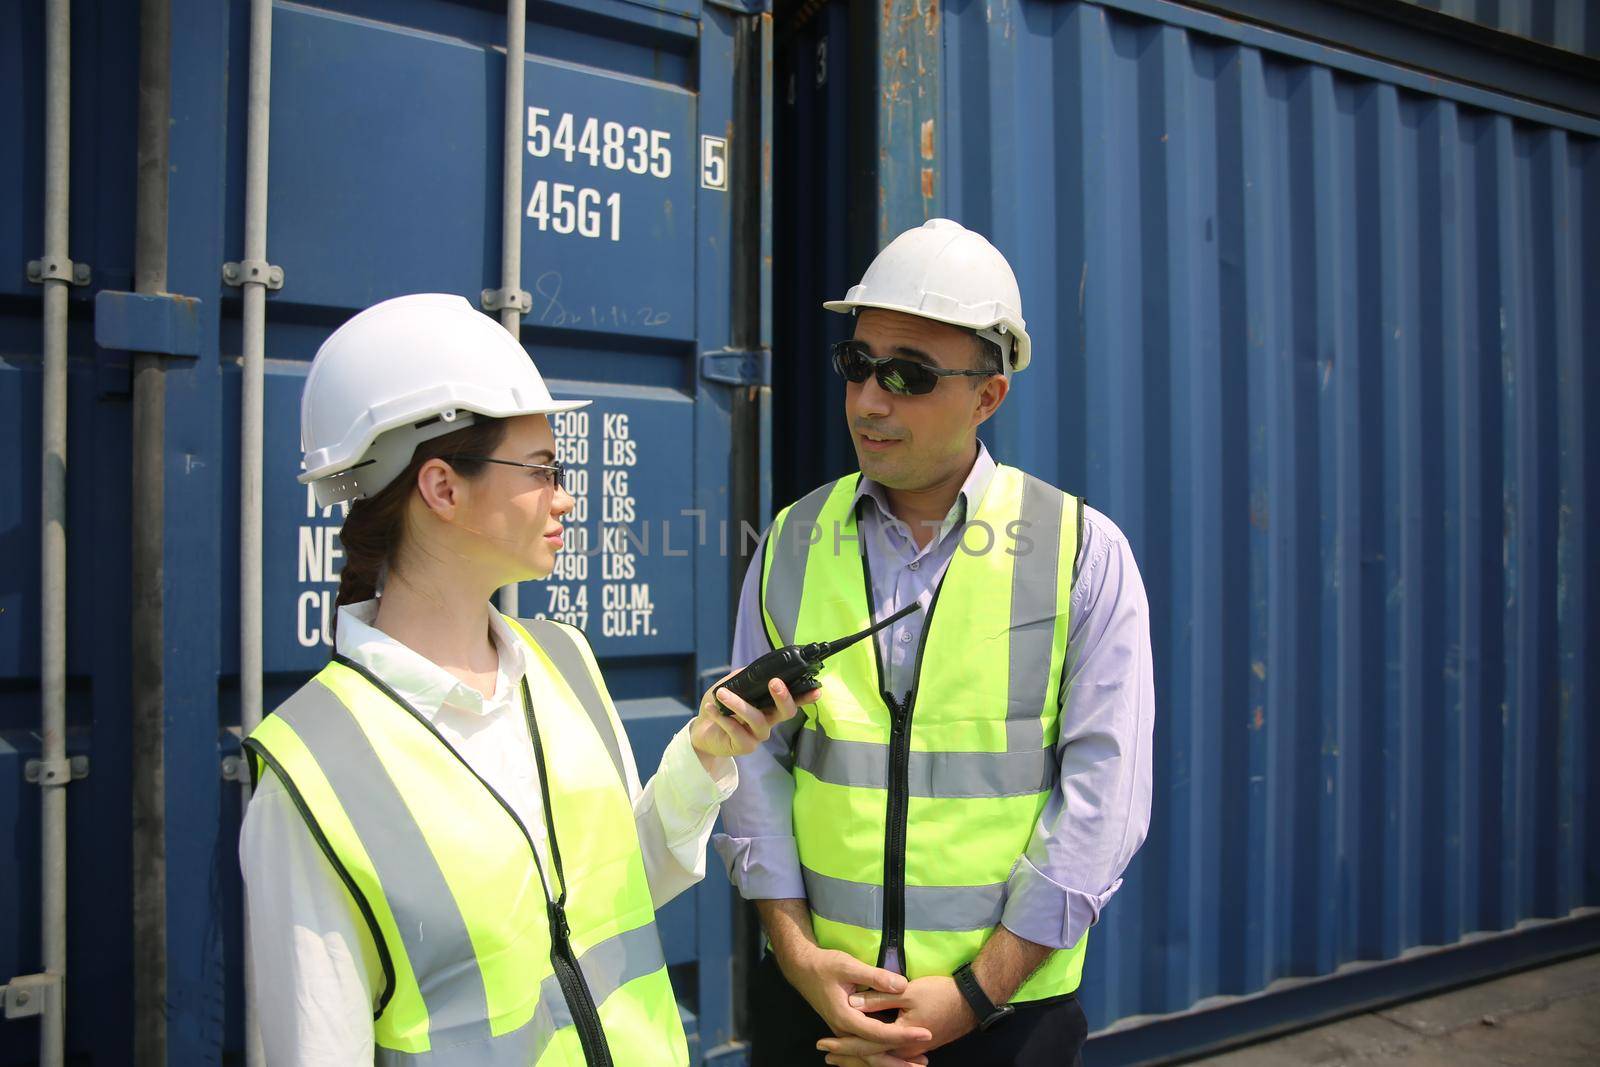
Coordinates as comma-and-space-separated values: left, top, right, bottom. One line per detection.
445, 455, 565, 490
831, 340, 994, 396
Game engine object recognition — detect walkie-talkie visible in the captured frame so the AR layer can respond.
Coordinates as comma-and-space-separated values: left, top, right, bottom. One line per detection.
717, 602, 922, 715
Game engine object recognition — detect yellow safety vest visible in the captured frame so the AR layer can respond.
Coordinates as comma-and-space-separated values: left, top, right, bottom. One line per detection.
760, 465, 1087, 1002
244, 616, 687, 1066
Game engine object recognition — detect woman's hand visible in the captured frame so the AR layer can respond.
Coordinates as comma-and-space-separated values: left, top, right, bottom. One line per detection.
688, 670, 815, 761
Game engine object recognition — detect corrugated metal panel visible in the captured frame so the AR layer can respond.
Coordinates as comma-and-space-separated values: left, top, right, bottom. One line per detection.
1397, 0, 1600, 60
1, 0, 769, 1062
778, 0, 1599, 1049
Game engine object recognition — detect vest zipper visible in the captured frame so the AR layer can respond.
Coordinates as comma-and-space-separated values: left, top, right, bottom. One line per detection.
859, 525, 947, 976
880, 691, 912, 970
546, 901, 612, 1066
523, 681, 615, 1067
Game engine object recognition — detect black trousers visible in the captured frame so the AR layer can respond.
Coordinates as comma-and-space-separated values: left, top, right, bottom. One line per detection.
748, 953, 1088, 1067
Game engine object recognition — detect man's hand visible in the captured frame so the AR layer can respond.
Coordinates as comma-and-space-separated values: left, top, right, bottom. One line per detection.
752, 900, 932, 1066
776, 943, 933, 1054
819, 1048, 929, 1067
818, 976, 976, 1063
818, 925, 1055, 1064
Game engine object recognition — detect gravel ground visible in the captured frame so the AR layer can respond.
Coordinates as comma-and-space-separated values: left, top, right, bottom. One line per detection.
1189, 952, 1600, 1066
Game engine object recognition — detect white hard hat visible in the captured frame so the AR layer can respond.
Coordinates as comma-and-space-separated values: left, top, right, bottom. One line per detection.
824, 218, 1031, 373
298, 293, 588, 506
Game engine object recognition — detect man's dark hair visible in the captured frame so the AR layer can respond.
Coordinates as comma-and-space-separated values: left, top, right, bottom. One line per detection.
972, 333, 1005, 379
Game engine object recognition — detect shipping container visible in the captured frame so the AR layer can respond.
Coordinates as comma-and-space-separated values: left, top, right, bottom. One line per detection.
775, 0, 1599, 1061
2, 0, 771, 1063
6, 0, 1598, 1063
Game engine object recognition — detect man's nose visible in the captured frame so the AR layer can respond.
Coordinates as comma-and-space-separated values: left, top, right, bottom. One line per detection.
851, 374, 894, 418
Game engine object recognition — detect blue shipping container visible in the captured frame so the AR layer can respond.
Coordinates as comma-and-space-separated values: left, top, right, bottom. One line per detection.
775, 0, 1599, 1060
2, 0, 771, 1063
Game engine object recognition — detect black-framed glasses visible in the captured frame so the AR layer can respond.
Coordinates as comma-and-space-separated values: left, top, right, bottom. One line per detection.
445, 454, 565, 490
831, 339, 994, 396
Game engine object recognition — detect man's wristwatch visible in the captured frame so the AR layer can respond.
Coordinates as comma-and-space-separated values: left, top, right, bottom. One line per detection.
952, 963, 1014, 1031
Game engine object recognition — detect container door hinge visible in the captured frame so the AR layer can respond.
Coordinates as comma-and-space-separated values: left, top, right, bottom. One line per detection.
24, 756, 88, 786
222, 755, 251, 784
26, 258, 91, 287
481, 287, 532, 314
1, 974, 59, 1020
223, 259, 284, 290
93, 291, 204, 358
700, 348, 770, 386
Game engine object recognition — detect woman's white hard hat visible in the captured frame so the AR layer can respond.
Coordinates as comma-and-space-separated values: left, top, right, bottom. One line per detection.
823, 218, 1031, 374
298, 293, 588, 507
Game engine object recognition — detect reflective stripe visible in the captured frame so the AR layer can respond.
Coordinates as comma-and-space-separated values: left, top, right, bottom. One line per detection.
1005, 474, 1063, 753
765, 480, 840, 647
803, 867, 1007, 933
273, 682, 491, 1046
558, 920, 668, 1030
375, 922, 668, 1066
519, 617, 627, 788
794, 728, 1056, 798
375, 1005, 555, 1067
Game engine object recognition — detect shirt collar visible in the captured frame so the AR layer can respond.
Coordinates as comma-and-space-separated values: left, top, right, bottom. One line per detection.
852, 439, 999, 538
334, 598, 527, 719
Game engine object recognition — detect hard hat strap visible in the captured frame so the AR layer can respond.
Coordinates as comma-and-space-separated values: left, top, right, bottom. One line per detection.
976, 325, 1015, 375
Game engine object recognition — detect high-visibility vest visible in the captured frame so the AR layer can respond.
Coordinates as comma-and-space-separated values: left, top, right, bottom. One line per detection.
244, 616, 687, 1066
760, 466, 1087, 1002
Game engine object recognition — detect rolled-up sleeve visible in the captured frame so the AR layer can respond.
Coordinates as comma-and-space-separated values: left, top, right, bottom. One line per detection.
1000, 509, 1154, 950
712, 530, 809, 900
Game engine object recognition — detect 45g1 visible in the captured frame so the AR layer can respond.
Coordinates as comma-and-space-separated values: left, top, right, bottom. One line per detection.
526, 180, 622, 242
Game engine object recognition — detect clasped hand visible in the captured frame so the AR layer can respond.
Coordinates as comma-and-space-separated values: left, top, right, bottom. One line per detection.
780, 944, 976, 1067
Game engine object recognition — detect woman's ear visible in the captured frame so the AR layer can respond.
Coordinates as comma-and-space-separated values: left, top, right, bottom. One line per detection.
414, 457, 461, 519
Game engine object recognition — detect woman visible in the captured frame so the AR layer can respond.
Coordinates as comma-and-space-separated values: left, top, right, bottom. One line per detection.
240, 293, 806, 1066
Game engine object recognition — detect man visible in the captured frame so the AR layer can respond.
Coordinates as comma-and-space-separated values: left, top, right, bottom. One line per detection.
714, 219, 1154, 1067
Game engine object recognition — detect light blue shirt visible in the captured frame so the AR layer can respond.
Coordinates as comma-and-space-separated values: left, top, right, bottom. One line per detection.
712, 441, 1155, 956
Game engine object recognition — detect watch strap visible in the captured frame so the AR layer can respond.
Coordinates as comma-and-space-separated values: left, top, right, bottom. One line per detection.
952, 963, 1013, 1031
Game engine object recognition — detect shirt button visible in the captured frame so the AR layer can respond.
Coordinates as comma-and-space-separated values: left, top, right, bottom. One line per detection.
909, 560, 920, 571
899, 630, 913, 644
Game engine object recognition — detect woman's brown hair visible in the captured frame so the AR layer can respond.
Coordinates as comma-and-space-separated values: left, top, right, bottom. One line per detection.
331, 416, 509, 642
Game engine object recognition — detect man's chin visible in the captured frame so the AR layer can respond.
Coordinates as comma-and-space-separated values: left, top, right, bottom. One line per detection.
857, 453, 912, 488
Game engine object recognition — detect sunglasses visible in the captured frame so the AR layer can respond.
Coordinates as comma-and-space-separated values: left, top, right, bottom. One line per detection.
445, 454, 565, 490
830, 340, 995, 396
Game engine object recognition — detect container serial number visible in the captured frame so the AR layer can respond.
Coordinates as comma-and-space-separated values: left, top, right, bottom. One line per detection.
526, 108, 672, 178
526, 181, 622, 242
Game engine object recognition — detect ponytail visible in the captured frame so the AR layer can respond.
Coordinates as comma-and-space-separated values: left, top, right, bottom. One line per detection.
328, 416, 508, 645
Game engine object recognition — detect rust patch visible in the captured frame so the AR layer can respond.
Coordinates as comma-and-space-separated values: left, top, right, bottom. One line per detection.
920, 118, 935, 160
921, 167, 935, 199
924, 1, 940, 35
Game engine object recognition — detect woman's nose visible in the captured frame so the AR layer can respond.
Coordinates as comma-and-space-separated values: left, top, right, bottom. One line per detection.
550, 483, 576, 516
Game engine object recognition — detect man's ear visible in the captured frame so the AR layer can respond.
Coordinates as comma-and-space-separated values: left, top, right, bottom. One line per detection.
973, 373, 1009, 428
414, 457, 461, 519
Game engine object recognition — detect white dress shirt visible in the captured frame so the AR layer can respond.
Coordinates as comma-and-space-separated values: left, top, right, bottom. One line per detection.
239, 600, 737, 1066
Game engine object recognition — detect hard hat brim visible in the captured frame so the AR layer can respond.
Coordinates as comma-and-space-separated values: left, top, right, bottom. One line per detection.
295, 396, 591, 487
822, 298, 1031, 373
